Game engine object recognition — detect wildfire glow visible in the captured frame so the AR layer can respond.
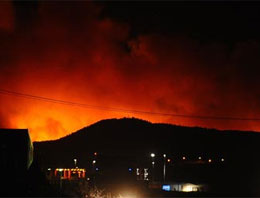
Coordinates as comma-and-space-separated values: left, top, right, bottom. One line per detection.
1, 2, 260, 141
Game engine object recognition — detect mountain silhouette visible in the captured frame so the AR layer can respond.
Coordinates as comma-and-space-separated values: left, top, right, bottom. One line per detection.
34, 118, 260, 195
34, 117, 260, 165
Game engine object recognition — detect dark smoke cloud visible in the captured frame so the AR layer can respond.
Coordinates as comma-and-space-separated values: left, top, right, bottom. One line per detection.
0, 2, 260, 140
0, 2, 14, 32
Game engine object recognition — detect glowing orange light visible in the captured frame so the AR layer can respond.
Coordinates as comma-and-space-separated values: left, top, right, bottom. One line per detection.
1, 2, 260, 143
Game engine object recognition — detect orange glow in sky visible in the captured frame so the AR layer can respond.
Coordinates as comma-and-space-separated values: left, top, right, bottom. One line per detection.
1, 2, 260, 141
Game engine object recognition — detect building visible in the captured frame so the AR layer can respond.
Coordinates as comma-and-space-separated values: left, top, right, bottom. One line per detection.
46, 167, 86, 183
162, 183, 207, 192
53, 168, 86, 180
0, 129, 33, 171
0, 129, 33, 195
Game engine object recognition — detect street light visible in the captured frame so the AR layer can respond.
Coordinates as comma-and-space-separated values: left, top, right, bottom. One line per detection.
163, 154, 166, 182
150, 153, 155, 168
74, 158, 77, 167
92, 160, 96, 172
150, 153, 155, 169
150, 153, 155, 181
92, 160, 97, 186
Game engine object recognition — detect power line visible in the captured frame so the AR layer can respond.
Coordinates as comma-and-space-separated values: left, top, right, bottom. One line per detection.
0, 88, 260, 121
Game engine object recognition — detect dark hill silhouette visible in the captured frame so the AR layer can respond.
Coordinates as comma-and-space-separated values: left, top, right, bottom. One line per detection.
34, 117, 260, 160
34, 118, 260, 196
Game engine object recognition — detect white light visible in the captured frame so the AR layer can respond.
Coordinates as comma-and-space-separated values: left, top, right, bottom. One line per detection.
151, 153, 155, 158
144, 168, 149, 180
152, 161, 155, 165
118, 192, 137, 198
74, 158, 77, 162
136, 168, 140, 175
198, 156, 202, 160
163, 154, 166, 158
182, 156, 186, 160
47, 168, 51, 171
93, 160, 96, 164
208, 159, 212, 163
221, 158, 225, 162
182, 184, 198, 192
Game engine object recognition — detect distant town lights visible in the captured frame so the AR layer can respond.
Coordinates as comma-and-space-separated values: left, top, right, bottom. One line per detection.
208, 159, 212, 163
198, 156, 202, 160
163, 154, 166, 158
167, 159, 171, 162
182, 156, 186, 160
221, 158, 225, 162
92, 160, 96, 164
152, 161, 155, 165
150, 153, 155, 158
56, 168, 85, 172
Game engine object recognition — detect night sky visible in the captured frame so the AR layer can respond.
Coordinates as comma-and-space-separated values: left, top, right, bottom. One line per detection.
1, 1, 260, 141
